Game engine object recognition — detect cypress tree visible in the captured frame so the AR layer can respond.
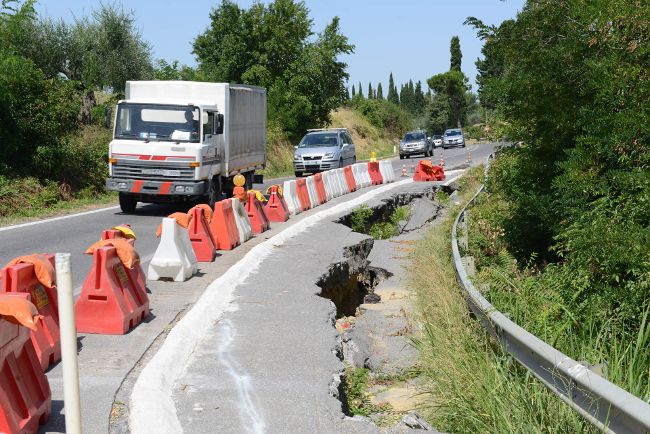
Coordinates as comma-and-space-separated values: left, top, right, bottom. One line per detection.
414, 80, 425, 111
367, 82, 373, 99
351, 84, 356, 97
387, 73, 399, 104
376, 82, 383, 100
358, 81, 364, 98
450, 36, 462, 72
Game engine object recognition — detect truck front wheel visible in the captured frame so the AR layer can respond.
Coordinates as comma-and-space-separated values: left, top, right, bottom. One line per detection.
119, 193, 137, 213
207, 177, 222, 208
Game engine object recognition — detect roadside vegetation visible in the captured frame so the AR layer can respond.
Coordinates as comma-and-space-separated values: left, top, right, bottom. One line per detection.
411, 166, 594, 433
461, 0, 649, 403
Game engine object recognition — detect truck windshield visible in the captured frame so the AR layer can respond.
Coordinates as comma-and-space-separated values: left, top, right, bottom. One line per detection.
114, 103, 200, 143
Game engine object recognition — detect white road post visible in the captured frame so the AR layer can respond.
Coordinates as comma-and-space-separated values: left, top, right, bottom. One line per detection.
55, 253, 82, 434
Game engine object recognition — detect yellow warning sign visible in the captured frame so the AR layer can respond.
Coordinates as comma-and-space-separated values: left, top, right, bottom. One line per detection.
30, 285, 49, 309
114, 265, 130, 287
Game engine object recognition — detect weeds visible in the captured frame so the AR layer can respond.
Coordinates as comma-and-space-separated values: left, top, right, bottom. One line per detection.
342, 365, 392, 417
350, 204, 410, 240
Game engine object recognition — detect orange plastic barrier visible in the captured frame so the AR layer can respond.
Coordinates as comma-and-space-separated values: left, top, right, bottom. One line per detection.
245, 191, 270, 234
75, 246, 150, 334
367, 162, 384, 185
343, 166, 357, 192
314, 173, 328, 204
264, 185, 290, 222
0, 296, 51, 434
295, 178, 311, 212
101, 229, 148, 308
210, 199, 240, 251
413, 160, 445, 182
1, 255, 60, 371
188, 207, 217, 262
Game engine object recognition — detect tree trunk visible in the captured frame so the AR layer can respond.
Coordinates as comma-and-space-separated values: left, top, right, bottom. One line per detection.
79, 90, 96, 124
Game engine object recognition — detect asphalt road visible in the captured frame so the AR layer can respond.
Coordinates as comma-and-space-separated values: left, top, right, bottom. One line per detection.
0, 143, 494, 293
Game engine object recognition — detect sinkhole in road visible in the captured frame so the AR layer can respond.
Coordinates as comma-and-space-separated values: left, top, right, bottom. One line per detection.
318, 185, 447, 319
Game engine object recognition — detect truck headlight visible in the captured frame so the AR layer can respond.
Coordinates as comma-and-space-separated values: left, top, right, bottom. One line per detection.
184, 186, 194, 193
117, 182, 128, 190
175, 185, 185, 192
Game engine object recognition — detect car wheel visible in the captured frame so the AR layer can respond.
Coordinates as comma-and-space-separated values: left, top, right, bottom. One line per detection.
425, 147, 431, 157
399, 155, 404, 160
119, 193, 137, 213
294, 171, 303, 178
352, 156, 356, 164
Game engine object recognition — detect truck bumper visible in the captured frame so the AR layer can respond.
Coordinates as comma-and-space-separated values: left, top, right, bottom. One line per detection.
106, 178, 209, 202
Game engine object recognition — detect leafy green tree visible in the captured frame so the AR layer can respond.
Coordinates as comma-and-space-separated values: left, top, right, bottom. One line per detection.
467, 0, 650, 335
426, 92, 450, 134
376, 82, 383, 100
194, 0, 353, 137
345, 86, 350, 100
153, 59, 200, 81
450, 35, 462, 71
427, 70, 468, 128
387, 72, 399, 104
16, 3, 153, 122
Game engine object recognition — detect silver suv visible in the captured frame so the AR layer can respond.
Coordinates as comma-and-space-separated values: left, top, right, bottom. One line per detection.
399, 130, 431, 159
293, 129, 356, 177
442, 128, 465, 148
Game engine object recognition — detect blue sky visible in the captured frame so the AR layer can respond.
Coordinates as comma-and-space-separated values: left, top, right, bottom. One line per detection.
35, 0, 525, 92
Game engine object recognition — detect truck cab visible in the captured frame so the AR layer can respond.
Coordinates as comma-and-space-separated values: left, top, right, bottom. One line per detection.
106, 81, 266, 213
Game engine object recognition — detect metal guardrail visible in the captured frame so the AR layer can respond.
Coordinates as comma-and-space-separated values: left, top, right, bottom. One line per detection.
451, 155, 650, 434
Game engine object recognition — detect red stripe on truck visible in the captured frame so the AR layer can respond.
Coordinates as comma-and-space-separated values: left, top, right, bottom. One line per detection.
132, 180, 143, 193
159, 182, 172, 194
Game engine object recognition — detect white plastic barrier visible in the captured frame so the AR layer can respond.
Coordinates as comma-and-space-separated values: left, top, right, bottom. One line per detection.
327, 170, 340, 198
306, 176, 319, 207
322, 171, 334, 201
352, 164, 364, 188
356, 163, 371, 188
148, 218, 198, 282
379, 160, 394, 183
336, 168, 347, 195
231, 197, 253, 242
282, 180, 301, 215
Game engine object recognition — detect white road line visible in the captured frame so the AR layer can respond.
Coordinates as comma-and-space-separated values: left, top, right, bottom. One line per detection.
129, 178, 415, 434
0, 205, 120, 232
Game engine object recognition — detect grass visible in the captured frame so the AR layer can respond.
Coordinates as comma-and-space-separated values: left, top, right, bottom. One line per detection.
408, 165, 594, 433
350, 204, 410, 240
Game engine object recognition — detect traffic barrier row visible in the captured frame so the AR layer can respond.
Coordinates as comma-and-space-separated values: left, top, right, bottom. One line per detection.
0, 295, 51, 434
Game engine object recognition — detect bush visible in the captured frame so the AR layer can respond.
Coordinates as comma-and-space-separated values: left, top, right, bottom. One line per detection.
350, 98, 411, 138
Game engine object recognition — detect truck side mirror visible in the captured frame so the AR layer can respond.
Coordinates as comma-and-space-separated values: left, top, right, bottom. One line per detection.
216, 114, 224, 135
104, 106, 112, 129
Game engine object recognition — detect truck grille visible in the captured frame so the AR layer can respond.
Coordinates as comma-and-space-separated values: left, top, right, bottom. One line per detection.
112, 163, 195, 181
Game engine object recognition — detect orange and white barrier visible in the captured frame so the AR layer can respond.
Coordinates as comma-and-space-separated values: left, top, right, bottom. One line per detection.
379, 160, 395, 183
148, 218, 198, 282
321, 171, 334, 201
282, 180, 301, 215
306, 176, 320, 207
231, 198, 253, 243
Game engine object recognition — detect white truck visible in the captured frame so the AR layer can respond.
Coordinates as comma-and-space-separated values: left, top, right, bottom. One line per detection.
106, 81, 266, 212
